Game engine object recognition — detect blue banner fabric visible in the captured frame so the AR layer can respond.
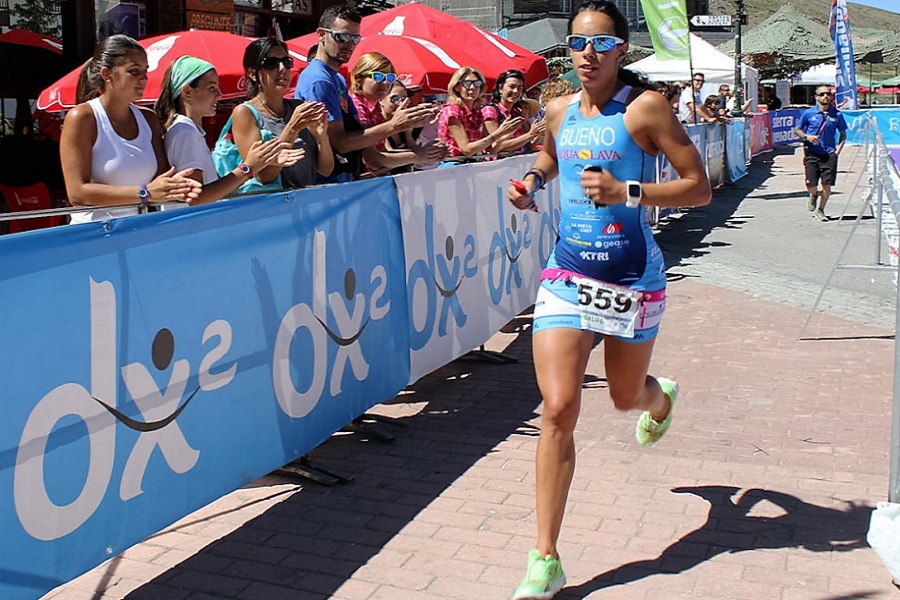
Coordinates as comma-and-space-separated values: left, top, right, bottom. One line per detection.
726, 118, 749, 182
0, 180, 411, 600
769, 109, 805, 146
829, 0, 858, 110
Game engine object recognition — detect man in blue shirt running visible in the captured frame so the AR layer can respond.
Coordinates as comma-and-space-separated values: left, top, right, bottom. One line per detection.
793, 86, 847, 222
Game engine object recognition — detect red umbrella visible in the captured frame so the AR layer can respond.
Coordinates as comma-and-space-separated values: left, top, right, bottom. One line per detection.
288, 33, 506, 94
288, 3, 548, 93
37, 29, 305, 112
0, 29, 62, 54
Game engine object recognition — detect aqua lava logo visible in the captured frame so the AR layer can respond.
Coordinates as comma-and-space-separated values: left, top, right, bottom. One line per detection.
273, 229, 390, 417
407, 204, 477, 350
14, 278, 235, 541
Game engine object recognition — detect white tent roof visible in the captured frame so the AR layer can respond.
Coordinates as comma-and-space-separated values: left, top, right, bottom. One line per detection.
626, 33, 757, 86
791, 63, 836, 85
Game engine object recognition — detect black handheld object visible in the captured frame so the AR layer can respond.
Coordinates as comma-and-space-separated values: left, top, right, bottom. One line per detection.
583, 165, 605, 207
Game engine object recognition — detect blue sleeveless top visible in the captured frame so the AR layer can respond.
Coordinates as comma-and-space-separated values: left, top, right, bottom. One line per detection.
550, 87, 665, 290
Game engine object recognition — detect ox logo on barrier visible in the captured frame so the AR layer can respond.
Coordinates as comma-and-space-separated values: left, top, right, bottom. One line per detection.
14, 278, 236, 541
273, 229, 390, 417
407, 203, 477, 351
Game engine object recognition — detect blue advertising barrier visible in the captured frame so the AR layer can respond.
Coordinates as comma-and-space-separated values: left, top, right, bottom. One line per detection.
726, 118, 749, 182
0, 179, 411, 600
844, 108, 900, 146
769, 109, 805, 147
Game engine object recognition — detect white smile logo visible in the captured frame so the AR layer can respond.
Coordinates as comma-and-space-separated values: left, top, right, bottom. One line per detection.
658, 17, 688, 51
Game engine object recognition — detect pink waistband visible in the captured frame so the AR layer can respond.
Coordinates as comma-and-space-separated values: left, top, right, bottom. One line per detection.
540, 268, 666, 302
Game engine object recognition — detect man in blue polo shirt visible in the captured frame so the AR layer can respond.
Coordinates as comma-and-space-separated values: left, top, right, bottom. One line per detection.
793, 86, 847, 222
296, 3, 439, 183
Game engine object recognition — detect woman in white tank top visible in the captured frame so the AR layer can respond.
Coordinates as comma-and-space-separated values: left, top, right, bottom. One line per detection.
60, 34, 200, 224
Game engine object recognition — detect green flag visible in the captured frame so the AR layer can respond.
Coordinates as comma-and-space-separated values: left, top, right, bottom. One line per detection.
640, 0, 691, 61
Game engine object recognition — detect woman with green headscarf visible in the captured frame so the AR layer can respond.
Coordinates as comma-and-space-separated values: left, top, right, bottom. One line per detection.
155, 55, 293, 205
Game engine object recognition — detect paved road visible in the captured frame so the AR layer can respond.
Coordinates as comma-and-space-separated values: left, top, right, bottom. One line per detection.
46, 146, 899, 600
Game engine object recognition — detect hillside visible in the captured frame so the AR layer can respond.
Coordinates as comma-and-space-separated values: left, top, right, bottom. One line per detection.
709, 0, 899, 78
708, 0, 900, 32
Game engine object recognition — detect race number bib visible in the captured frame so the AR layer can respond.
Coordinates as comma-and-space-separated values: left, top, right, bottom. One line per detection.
571, 275, 643, 338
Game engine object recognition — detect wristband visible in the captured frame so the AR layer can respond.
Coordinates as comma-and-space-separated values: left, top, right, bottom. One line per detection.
524, 169, 545, 190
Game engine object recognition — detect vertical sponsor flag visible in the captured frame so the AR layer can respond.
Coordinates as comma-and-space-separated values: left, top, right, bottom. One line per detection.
640, 0, 690, 61
829, 0, 858, 110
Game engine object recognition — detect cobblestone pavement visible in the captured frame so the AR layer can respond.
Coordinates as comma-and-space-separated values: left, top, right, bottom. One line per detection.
45, 146, 899, 599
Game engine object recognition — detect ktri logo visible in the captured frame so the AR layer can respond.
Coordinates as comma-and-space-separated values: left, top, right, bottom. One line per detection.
15, 279, 236, 541
407, 203, 477, 350
273, 229, 390, 416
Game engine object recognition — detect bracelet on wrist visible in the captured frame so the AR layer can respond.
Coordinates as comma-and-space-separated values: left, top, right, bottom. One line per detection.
524, 169, 545, 190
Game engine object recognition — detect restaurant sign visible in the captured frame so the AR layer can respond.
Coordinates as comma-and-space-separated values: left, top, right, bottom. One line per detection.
187, 10, 234, 31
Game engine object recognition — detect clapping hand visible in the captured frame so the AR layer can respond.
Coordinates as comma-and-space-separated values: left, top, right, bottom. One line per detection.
244, 138, 291, 173
391, 102, 440, 131
413, 140, 448, 165
287, 101, 328, 134
493, 116, 526, 142
147, 167, 202, 203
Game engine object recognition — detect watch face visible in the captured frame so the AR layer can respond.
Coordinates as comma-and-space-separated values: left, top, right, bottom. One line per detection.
628, 182, 641, 198
138, 185, 149, 199
239, 164, 252, 175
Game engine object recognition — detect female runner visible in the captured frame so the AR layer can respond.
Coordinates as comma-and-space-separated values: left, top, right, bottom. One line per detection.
507, 2, 711, 598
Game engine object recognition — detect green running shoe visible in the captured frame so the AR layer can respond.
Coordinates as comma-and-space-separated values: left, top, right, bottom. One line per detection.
512, 549, 566, 600
636, 377, 679, 447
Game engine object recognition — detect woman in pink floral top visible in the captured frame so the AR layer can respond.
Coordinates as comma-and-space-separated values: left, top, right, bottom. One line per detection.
438, 66, 525, 158
349, 52, 394, 151
481, 69, 545, 154
348, 52, 446, 172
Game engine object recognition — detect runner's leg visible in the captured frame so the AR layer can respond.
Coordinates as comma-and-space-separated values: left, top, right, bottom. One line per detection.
603, 336, 669, 419
532, 327, 596, 558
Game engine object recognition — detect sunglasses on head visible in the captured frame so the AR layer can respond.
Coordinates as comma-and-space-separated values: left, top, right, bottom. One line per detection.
322, 28, 362, 45
260, 56, 293, 70
388, 94, 405, 104
460, 79, 484, 89
565, 34, 625, 53
368, 71, 397, 84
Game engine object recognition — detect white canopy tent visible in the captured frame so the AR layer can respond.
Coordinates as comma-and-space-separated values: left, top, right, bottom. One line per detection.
627, 33, 759, 111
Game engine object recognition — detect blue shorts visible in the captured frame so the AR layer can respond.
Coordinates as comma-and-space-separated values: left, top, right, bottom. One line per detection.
532, 275, 666, 343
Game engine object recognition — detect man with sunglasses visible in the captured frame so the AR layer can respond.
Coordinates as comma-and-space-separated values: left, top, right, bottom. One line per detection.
677, 72, 717, 125
793, 86, 847, 221
296, 3, 439, 183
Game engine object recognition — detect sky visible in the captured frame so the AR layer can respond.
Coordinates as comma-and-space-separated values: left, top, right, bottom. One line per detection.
850, 0, 899, 14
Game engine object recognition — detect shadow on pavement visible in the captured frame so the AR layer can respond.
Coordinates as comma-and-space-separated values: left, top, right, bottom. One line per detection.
656, 147, 780, 271
558, 485, 874, 599
121, 324, 544, 600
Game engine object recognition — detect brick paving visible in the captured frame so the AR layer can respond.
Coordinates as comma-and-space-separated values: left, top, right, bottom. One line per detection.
45, 147, 899, 599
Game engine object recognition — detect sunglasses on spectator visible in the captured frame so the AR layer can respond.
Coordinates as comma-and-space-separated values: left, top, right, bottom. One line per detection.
460, 79, 484, 89
816, 91, 833, 96
368, 71, 397, 84
388, 94, 406, 104
321, 29, 362, 45
565, 34, 625, 53
260, 56, 294, 70
693, 78, 705, 83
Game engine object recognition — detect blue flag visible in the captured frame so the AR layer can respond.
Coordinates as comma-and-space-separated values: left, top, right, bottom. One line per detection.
829, 0, 858, 110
